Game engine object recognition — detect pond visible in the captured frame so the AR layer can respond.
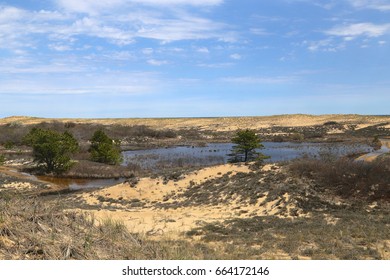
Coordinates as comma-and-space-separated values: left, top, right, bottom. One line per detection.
31, 141, 371, 191
36, 175, 126, 191
122, 142, 373, 170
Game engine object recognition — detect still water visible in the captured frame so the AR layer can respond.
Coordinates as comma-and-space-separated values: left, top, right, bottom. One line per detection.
34, 142, 371, 190
36, 176, 126, 191
122, 142, 372, 170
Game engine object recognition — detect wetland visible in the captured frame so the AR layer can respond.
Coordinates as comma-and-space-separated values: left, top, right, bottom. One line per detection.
1, 114, 389, 260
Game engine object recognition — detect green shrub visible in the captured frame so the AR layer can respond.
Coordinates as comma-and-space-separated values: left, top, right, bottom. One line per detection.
89, 130, 122, 165
23, 128, 79, 174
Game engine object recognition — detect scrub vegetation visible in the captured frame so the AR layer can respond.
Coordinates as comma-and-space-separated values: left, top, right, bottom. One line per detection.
0, 115, 389, 259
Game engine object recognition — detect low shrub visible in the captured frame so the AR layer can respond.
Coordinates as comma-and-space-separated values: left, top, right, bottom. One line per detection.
289, 157, 390, 201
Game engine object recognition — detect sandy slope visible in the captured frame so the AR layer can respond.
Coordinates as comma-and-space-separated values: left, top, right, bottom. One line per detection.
71, 163, 304, 238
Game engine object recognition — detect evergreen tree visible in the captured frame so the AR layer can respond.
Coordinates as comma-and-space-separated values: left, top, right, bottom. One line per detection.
24, 128, 78, 174
89, 129, 122, 165
229, 129, 267, 162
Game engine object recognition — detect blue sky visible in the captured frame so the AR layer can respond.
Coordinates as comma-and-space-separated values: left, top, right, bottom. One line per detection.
0, 0, 389, 118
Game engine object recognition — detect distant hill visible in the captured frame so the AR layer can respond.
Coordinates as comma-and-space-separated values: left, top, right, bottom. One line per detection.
1, 114, 389, 132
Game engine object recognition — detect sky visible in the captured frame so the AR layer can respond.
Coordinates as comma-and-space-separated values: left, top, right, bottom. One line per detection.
0, 0, 389, 118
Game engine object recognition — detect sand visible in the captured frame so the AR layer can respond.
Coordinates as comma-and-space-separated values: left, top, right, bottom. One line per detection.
1, 114, 389, 132
356, 139, 390, 162
71, 163, 306, 239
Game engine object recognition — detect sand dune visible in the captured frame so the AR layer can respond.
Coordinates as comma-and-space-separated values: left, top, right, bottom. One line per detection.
1, 114, 389, 132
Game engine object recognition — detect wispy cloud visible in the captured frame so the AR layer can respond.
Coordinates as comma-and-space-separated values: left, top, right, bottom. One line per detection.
147, 59, 169, 66
197, 62, 234, 68
56, 0, 223, 15
0, 2, 234, 49
347, 0, 390, 11
326, 22, 390, 39
303, 38, 345, 52
197, 47, 210, 53
250, 28, 270, 36
130, 0, 224, 7
221, 76, 297, 84
230, 53, 242, 60
0, 71, 159, 95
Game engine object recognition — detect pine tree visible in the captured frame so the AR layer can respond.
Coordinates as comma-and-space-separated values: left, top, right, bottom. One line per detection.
229, 129, 267, 162
24, 128, 78, 174
89, 129, 122, 165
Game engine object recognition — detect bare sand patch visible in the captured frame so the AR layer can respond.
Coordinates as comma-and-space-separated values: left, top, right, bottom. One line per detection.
74, 163, 305, 239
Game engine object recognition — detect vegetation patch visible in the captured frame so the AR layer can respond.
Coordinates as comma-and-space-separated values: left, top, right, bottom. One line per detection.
187, 210, 389, 259
289, 157, 390, 201
0, 194, 219, 260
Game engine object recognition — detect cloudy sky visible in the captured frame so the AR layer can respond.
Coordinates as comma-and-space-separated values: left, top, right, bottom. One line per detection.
0, 0, 389, 117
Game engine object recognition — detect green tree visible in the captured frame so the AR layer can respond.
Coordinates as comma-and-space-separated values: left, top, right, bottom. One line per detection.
89, 129, 122, 165
24, 128, 79, 174
229, 129, 267, 162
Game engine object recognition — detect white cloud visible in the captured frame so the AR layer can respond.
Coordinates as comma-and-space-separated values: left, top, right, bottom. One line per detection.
133, 14, 229, 42
303, 38, 345, 52
147, 59, 169, 66
221, 76, 296, 84
0, 6, 26, 22
197, 62, 233, 68
230, 53, 241, 60
0, 2, 233, 49
250, 28, 270, 36
0, 71, 158, 95
56, 0, 223, 15
0, 62, 85, 74
130, 0, 223, 6
197, 47, 210, 53
49, 44, 72, 51
347, 0, 390, 11
326, 22, 390, 38
142, 48, 154, 55
56, 0, 124, 15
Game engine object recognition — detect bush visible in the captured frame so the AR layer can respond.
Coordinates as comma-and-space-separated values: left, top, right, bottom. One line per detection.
23, 128, 79, 174
289, 157, 390, 201
323, 121, 339, 126
89, 130, 122, 165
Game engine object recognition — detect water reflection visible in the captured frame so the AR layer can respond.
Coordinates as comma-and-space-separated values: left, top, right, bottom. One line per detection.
36, 176, 125, 191
122, 142, 372, 170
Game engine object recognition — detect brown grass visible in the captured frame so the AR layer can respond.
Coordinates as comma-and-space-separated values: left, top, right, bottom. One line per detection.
0, 194, 219, 260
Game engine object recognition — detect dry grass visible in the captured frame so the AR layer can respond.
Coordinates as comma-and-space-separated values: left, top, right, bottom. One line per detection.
187, 209, 390, 259
184, 158, 390, 259
0, 194, 219, 260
